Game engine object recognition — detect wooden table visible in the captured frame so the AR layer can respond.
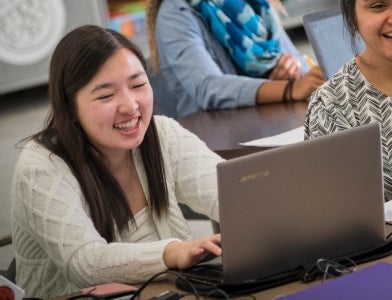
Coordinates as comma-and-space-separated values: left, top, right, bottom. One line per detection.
178, 102, 308, 159
54, 255, 392, 300
149, 255, 392, 298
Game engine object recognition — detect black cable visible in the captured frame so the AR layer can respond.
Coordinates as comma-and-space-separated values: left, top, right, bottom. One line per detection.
178, 292, 195, 299
316, 257, 357, 283
386, 221, 392, 239
203, 288, 257, 300
66, 293, 105, 300
231, 295, 257, 300
204, 288, 230, 299
129, 270, 200, 300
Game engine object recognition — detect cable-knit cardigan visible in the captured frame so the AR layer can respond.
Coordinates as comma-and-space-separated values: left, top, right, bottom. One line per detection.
10, 115, 223, 299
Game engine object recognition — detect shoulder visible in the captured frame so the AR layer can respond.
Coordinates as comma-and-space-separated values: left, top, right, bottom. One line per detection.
153, 115, 189, 139
14, 139, 73, 182
158, 0, 200, 28
310, 59, 361, 106
160, 0, 191, 11
159, 0, 194, 19
327, 59, 362, 90
152, 115, 214, 156
329, 59, 363, 88
305, 59, 364, 136
17, 140, 56, 166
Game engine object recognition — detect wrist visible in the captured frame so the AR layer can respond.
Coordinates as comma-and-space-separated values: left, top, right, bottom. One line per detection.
282, 78, 295, 102
163, 240, 182, 269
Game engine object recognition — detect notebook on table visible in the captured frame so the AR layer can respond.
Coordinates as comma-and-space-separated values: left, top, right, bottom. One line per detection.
279, 262, 392, 299
302, 6, 365, 80
176, 122, 386, 294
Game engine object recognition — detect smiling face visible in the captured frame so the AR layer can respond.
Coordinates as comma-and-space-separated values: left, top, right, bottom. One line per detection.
75, 48, 153, 158
355, 0, 392, 64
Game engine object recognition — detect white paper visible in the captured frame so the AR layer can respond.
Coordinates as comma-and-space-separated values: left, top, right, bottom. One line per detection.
240, 126, 304, 147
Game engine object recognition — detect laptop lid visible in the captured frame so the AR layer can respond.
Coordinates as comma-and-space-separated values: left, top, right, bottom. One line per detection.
302, 6, 365, 80
217, 122, 385, 285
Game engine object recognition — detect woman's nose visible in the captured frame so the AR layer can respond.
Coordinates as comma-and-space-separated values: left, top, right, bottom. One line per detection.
388, 9, 392, 23
118, 91, 138, 114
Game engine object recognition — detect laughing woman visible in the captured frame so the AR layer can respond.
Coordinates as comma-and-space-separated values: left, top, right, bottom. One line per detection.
9, 25, 223, 299
305, 0, 392, 201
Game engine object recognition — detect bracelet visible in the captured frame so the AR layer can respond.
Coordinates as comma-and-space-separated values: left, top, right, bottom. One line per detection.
282, 78, 295, 102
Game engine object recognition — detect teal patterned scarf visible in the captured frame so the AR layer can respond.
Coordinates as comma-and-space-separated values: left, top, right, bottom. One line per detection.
191, 0, 282, 77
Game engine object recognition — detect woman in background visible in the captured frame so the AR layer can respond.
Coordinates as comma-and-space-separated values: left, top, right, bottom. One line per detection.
146, 0, 324, 117
10, 25, 222, 299
305, 0, 392, 200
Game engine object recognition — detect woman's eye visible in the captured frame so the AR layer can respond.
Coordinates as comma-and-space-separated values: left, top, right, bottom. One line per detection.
97, 94, 113, 100
370, 2, 387, 10
132, 82, 147, 89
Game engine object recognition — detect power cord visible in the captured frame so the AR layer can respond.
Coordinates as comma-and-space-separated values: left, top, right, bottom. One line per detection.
132, 270, 258, 299
129, 270, 200, 300
66, 293, 105, 300
148, 290, 182, 300
301, 256, 357, 283
385, 221, 392, 239
316, 257, 357, 282
65, 270, 256, 300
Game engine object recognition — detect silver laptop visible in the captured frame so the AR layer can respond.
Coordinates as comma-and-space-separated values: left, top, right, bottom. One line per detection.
218, 122, 385, 284
179, 122, 385, 287
303, 6, 365, 80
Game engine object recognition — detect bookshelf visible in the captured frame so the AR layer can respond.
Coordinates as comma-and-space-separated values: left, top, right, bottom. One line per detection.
106, 0, 149, 56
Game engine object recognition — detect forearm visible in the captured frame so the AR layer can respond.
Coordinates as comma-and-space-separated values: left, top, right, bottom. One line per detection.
256, 80, 287, 104
67, 239, 178, 287
195, 74, 265, 109
257, 66, 325, 104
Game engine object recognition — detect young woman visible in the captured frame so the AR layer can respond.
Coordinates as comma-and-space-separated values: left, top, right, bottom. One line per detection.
10, 25, 223, 298
146, 0, 324, 117
305, 0, 392, 201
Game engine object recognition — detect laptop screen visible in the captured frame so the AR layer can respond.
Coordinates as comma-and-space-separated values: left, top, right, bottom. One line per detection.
302, 6, 365, 80
217, 123, 385, 284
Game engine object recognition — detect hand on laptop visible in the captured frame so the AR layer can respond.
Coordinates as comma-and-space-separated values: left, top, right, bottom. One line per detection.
163, 234, 222, 269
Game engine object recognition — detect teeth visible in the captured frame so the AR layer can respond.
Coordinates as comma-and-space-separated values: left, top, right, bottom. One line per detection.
114, 118, 138, 130
384, 32, 392, 37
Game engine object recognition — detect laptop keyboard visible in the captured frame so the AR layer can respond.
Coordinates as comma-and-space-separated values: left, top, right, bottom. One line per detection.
180, 263, 223, 283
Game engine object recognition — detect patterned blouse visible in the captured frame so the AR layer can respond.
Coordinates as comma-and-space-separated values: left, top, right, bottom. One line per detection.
304, 58, 392, 201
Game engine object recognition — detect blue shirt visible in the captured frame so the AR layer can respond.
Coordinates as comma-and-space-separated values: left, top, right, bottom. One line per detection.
153, 0, 309, 117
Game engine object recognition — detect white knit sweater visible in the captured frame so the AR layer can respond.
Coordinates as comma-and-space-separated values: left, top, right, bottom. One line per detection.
10, 116, 223, 299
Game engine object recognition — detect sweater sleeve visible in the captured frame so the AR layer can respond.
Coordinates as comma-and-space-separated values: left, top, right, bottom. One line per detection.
304, 75, 356, 140
304, 90, 339, 139
11, 142, 178, 288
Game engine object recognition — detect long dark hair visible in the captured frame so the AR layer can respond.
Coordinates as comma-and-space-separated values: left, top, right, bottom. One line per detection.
340, 0, 361, 54
32, 25, 168, 242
